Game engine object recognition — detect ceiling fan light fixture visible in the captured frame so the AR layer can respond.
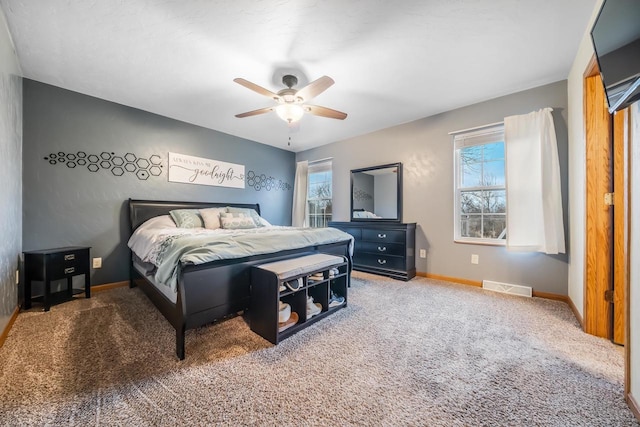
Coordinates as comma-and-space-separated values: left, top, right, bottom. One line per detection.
276, 104, 304, 123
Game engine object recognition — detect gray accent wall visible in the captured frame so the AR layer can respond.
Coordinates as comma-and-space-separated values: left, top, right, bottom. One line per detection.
23, 80, 295, 286
298, 80, 569, 295
0, 9, 21, 331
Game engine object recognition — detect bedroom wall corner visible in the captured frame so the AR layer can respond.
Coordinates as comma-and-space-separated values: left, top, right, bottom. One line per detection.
22, 80, 295, 286
0, 5, 22, 334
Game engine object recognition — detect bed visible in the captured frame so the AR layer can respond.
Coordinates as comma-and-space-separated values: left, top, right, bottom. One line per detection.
128, 199, 353, 359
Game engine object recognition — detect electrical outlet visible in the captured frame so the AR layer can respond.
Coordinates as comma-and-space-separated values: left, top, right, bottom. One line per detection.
471, 254, 479, 265
419, 249, 426, 258
93, 257, 102, 269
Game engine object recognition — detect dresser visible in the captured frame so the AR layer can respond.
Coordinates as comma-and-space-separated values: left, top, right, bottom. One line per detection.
329, 222, 416, 281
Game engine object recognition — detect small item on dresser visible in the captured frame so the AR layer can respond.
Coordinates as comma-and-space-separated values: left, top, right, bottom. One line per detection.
278, 301, 291, 323
278, 311, 299, 333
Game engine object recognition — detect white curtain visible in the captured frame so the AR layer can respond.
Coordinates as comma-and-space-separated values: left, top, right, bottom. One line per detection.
504, 108, 565, 254
291, 160, 309, 227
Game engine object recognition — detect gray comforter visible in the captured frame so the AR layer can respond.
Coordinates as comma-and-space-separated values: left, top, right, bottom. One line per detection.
151, 227, 353, 291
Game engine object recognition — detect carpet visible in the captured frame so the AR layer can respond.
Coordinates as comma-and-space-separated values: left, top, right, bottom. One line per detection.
0, 272, 637, 426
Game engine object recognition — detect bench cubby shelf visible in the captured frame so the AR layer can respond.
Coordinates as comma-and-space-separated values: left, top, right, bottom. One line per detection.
250, 254, 349, 344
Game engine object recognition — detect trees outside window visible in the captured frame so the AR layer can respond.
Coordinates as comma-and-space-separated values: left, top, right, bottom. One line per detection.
307, 161, 332, 228
454, 126, 506, 244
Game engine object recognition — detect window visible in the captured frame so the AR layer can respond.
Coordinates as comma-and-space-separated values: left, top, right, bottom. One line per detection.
453, 125, 506, 244
307, 160, 332, 228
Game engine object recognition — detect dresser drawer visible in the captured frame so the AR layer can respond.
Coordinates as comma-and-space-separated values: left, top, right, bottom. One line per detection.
362, 228, 406, 244
48, 249, 90, 278
359, 241, 405, 256
354, 253, 406, 271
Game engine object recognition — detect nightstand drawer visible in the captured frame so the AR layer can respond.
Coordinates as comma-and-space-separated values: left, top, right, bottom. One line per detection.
48, 249, 90, 278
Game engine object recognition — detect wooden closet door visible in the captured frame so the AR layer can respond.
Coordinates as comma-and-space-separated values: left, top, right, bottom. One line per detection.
584, 74, 613, 338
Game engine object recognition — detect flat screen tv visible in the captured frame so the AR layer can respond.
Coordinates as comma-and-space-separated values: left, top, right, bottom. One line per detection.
590, 0, 640, 113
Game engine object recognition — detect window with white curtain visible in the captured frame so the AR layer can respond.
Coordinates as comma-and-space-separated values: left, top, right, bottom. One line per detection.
453, 124, 506, 245
307, 160, 332, 228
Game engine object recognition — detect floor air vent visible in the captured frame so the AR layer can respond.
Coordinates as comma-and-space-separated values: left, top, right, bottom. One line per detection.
482, 280, 532, 297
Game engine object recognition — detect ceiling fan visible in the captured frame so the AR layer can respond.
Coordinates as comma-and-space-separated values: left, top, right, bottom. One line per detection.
233, 74, 347, 124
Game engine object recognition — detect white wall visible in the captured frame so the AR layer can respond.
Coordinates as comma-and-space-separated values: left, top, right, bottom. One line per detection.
0, 6, 22, 332
566, 0, 603, 320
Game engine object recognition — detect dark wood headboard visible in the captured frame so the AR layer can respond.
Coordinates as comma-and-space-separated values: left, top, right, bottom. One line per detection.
128, 199, 261, 232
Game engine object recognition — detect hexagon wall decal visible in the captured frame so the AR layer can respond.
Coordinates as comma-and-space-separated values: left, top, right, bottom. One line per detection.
44, 151, 165, 179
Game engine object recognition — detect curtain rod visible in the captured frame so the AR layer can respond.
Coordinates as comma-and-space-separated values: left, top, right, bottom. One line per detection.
308, 157, 333, 165
448, 121, 504, 135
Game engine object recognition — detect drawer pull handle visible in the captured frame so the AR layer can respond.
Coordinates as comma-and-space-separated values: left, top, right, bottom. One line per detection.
378, 233, 387, 239
64, 254, 75, 261
64, 267, 75, 274
378, 246, 386, 252
377, 259, 387, 265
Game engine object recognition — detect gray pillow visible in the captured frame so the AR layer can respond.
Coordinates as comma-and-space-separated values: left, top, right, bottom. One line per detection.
226, 206, 264, 227
169, 209, 204, 228
220, 213, 258, 229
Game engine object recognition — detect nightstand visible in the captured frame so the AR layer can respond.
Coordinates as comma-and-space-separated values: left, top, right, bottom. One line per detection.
23, 246, 91, 311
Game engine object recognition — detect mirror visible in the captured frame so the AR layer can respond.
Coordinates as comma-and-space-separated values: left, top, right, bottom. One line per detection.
350, 162, 402, 222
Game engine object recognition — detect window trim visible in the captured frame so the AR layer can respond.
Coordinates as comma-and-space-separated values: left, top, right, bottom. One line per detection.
452, 124, 506, 246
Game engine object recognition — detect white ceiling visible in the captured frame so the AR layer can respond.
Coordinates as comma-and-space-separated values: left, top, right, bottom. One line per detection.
1, 0, 597, 152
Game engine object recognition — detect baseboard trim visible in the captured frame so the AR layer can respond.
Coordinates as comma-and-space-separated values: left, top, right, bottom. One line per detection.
418, 272, 482, 288
417, 272, 583, 324
0, 305, 20, 350
566, 295, 584, 328
627, 392, 640, 422
92, 281, 129, 293
531, 290, 567, 302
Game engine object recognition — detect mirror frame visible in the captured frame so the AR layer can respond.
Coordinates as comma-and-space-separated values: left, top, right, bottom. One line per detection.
350, 162, 402, 222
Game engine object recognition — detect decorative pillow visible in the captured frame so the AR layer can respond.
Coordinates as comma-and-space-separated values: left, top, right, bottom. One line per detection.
140, 215, 177, 229
220, 212, 258, 229
226, 207, 264, 227
169, 209, 204, 229
199, 207, 227, 230
258, 216, 272, 227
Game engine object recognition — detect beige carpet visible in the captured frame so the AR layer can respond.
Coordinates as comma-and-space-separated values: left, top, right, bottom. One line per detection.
0, 271, 637, 426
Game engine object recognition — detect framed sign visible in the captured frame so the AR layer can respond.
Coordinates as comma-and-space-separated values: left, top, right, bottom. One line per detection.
168, 152, 245, 188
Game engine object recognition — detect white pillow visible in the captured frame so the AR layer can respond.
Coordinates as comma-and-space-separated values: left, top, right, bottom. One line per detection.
199, 207, 227, 230
140, 215, 177, 229
258, 216, 272, 226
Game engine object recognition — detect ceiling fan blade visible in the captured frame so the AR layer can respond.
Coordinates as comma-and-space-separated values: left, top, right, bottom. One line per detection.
305, 105, 347, 120
235, 107, 274, 118
295, 76, 334, 103
233, 78, 280, 100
